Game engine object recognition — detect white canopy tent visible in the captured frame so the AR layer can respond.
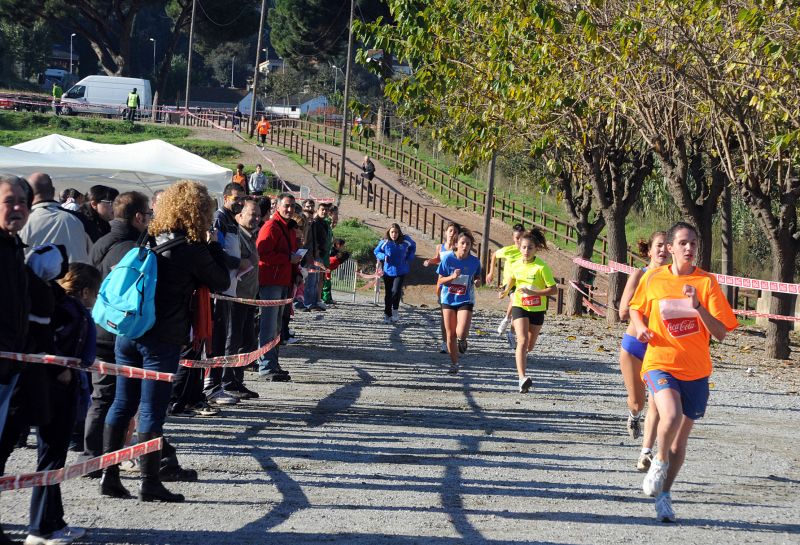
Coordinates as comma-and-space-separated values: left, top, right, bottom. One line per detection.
0, 134, 232, 195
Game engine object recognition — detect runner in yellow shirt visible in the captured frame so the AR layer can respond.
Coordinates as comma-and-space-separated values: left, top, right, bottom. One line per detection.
629, 222, 738, 523
486, 224, 524, 343
502, 228, 557, 393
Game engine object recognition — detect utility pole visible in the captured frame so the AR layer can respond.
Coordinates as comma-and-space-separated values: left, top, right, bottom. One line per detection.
249, 0, 267, 137
183, 0, 197, 118
480, 152, 497, 277
335, 0, 355, 206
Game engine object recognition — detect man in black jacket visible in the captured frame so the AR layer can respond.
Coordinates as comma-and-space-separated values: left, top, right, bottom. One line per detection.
80, 191, 151, 477
0, 174, 31, 545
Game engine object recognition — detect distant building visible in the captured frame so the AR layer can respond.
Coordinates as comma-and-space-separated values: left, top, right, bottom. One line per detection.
49, 45, 79, 73
263, 94, 328, 119
258, 58, 285, 76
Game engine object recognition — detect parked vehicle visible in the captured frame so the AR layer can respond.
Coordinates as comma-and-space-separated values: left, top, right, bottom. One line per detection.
61, 75, 152, 118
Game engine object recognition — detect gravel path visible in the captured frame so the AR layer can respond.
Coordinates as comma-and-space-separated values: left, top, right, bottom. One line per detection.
3, 299, 798, 544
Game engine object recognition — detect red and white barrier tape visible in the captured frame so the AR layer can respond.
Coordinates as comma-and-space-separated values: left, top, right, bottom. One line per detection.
178, 334, 281, 369
573, 257, 800, 322
0, 437, 162, 492
568, 281, 612, 316
357, 270, 383, 279
0, 351, 174, 382
211, 295, 293, 307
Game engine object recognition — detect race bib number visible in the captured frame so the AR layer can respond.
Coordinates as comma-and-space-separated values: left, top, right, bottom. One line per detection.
659, 299, 701, 338
448, 284, 467, 295
521, 295, 541, 307
448, 274, 469, 296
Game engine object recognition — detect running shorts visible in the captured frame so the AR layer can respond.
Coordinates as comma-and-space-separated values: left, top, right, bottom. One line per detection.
511, 306, 545, 326
643, 369, 710, 420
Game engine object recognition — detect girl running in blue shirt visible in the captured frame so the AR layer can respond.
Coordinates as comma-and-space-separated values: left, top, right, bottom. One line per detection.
436, 229, 481, 374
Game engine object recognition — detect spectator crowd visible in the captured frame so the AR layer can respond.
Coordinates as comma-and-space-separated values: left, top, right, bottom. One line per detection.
0, 173, 349, 545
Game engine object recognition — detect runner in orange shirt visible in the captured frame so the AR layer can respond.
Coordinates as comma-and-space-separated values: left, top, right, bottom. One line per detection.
256, 115, 271, 149
629, 222, 738, 523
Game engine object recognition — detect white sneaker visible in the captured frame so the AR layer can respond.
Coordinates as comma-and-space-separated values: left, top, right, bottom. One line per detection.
285, 337, 299, 345
25, 525, 87, 545
207, 389, 239, 405
497, 316, 510, 335
518, 376, 533, 393
391, 309, 399, 323
643, 458, 669, 497
655, 492, 676, 522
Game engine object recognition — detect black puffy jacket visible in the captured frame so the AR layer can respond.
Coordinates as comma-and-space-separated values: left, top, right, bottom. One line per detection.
142, 232, 230, 346
91, 220, 144, 361
0, 231, 29, 383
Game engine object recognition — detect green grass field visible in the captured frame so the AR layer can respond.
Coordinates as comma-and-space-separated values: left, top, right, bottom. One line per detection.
333, 218, 379, 265
0, 111, 239, 164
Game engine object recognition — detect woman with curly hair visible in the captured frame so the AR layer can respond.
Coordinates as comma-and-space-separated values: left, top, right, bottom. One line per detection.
101, 181, 230, 503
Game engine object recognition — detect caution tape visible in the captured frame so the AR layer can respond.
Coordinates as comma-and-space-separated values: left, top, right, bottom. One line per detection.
573, 257, 800, 322
178, 334, 281, 369
211, 295, 293, 307
0, 437, 162, 492
0, 351, 174, 382
568, 281, 612, 316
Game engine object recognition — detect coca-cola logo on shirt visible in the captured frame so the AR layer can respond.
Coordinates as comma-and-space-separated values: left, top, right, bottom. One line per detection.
659, 298, 701, 339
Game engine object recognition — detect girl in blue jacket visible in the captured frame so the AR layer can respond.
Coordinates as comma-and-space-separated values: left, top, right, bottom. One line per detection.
374, 223, 416, 323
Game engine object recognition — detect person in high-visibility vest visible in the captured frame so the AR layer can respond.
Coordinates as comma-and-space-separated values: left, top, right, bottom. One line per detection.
126, 88, 140, 122
256, 115, 271, 148
52, 82, 63, 115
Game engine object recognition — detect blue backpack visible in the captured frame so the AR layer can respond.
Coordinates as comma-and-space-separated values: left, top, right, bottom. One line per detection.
92, 234, 186, 338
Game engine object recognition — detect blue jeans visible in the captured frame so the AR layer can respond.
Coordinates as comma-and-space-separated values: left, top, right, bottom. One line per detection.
106, 336, 181, 434
303, 271, 320, 308
0, 373, 19, 441
258, 285, 288, 375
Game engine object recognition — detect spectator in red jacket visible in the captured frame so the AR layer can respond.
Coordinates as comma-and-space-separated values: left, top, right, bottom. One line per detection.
256, 192, 302, 381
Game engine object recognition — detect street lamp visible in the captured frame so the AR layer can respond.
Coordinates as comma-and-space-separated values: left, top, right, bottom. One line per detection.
331, 64, 344, 91
149, 38, 156, 75
69, 33, 76, 74
231, 56, 235, 88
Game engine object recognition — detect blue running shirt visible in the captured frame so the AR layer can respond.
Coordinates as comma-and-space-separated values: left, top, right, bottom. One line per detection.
437, 252, 481, 306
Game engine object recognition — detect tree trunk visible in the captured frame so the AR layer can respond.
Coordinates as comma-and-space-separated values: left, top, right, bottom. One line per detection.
603, 212, 628, 324
566, 233, 600, 316
720, 182, 734, 305
766, 234, 798, 359
376, 100, 385, 142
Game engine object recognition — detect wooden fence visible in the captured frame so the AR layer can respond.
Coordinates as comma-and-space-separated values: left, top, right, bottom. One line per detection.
268, 119, 647, 267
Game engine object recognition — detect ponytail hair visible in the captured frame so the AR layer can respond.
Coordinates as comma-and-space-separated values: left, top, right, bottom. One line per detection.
638, 230, 667, 258
520, 228, 547, 250
57, 263, 101, 297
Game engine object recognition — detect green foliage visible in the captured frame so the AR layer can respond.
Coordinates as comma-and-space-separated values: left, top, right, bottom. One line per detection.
333, 217, 377, 264
0, 20, 51, 81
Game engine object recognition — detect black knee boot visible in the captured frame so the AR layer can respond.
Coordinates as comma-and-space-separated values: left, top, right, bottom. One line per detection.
137, 432, 184, 503
99, 424, 131, 498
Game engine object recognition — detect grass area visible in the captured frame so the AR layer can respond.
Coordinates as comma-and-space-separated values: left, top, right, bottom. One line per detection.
334, 218, 378, 265
0, 111, 239, 164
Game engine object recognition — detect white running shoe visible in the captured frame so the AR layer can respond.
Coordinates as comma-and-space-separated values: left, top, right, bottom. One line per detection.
637, 451, 653, 472
506, 330, 515, 349
497, 316, 510, 335
643, 458, 669, 497
207, 389, 239, 406
439, 342, 447, 354
25, 525, 87, 545
518, 376, 533, 393
316, 301, 327, 311
655, 492, 676, 522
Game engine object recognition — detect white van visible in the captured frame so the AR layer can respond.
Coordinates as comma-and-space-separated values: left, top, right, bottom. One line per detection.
61, 76, 152, 118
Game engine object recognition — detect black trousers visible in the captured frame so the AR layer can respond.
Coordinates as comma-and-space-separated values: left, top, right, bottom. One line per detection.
0, 374, 77, 537
383, 274, 405, 317
170, 346, 205, 412
221, 303, 257, 391
83, 371, 116, 458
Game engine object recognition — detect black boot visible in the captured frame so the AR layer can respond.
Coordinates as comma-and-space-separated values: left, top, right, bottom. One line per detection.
99, 425, 131, 498
0, 521, 20, 545
137, 432, 184, 503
